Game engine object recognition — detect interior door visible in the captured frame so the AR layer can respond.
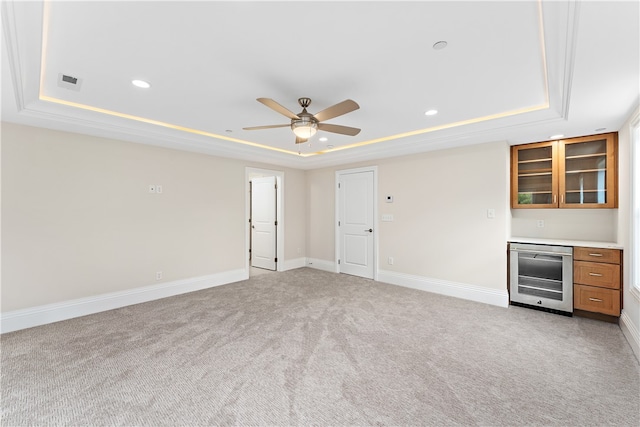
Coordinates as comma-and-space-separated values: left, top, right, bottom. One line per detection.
339, 170, 374, 278
251, 176, 277, 270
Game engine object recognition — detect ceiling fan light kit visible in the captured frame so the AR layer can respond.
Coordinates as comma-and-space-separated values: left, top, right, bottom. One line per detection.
291, 119, 318, 139
244, 97, 360, 145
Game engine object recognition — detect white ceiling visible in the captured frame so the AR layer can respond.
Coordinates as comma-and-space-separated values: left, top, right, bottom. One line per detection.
2, 1, 638, 169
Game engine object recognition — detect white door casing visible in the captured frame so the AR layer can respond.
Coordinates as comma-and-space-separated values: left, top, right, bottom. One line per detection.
337, 168, 376, 279
251, 176, 277, 270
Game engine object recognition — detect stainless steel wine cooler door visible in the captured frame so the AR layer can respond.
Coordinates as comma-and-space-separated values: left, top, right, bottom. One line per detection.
510, 243, 573, 313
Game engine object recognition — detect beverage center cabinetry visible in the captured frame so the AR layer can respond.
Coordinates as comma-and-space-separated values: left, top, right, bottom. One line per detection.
573, 247, 622, 317
511, 133, 618, 209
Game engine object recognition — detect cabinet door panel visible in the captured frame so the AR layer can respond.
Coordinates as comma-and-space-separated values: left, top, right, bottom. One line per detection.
573, 247, 621, 264
574, 284, 620, 316
511, 141, 558, 208
574, 261, 620, 289
558, 133, 617, 208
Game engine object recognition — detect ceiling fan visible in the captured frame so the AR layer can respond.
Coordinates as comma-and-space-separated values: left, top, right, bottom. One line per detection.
243, 97, 361, 144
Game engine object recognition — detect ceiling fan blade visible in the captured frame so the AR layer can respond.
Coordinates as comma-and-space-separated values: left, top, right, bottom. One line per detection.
242, 124, 290, 131
313, 99, 359, 122
295, 136, 308, 144
257, 98, 300, 120
317, 123, 361, 136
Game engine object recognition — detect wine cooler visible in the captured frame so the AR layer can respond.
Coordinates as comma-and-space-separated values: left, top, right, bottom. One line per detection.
510, 243, 573, 314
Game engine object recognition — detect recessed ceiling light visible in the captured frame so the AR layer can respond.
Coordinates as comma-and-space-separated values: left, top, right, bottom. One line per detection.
425, 109, 438, 116
595, 127, 606, 132
319, 137, 328, 142
433, 41, 448, 50
327, 145, 334, 148
131, 79, 151, 89
225, 129, 233, 133
549, 134, 564, 139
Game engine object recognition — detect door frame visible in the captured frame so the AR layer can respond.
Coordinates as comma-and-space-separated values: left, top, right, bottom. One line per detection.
335, 166, 378, 280
245, 167, 284, 273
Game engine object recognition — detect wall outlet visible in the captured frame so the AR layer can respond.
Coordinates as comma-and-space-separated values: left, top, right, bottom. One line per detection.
487, 209, 495, 219
537, 220, 545, 228
156, 271, 163, 280
388, 256, 394, 265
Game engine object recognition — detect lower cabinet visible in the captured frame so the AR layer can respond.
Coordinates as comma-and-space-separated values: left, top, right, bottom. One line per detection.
573, 247, 622, 317
574, 284, 620, 316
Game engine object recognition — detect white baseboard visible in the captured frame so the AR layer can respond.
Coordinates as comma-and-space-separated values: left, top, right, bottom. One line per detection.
281, 257, 306, 271
1, 268, 247, 334
620, 310, 640, 362
306, 258, 337, 273
377, 270, 509, 308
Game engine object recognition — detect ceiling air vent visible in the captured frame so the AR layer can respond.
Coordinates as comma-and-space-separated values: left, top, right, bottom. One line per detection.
57, 73, 82, 91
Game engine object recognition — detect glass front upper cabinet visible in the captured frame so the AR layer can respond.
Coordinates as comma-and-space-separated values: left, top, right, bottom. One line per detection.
512, 140, 558, 208
511, 133, 617, 209
558, 134, 617, 208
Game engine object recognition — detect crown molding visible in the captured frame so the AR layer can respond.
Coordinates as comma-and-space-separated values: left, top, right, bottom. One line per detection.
560, 0, 581, 119
1, 1, 25, 111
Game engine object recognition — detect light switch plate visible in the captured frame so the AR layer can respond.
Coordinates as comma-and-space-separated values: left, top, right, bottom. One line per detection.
381, 214, 394, 222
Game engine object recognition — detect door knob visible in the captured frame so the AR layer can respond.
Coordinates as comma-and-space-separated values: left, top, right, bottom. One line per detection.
365, 228, 373, 232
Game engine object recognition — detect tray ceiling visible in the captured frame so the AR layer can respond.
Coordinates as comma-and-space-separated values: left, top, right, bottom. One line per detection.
2, 1, 638, 169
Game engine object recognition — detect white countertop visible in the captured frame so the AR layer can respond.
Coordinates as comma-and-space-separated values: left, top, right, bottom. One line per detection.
509, 237, 623, 249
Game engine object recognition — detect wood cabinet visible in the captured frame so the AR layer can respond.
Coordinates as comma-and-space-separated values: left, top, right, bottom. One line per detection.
573, 247, 622, 317
511, 133, 618, 209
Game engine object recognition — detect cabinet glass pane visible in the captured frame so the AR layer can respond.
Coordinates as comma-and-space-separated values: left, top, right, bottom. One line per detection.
517, 146, 553, 205
564, 140, 608, 205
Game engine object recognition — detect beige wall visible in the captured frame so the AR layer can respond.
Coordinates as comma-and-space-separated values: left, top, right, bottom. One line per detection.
378, 142, 510, 289
306, 168, 336, 262
1, 123, 306, 311
282, 168, 307, 261
306, 141, 511, 291
511, 209, 617, 241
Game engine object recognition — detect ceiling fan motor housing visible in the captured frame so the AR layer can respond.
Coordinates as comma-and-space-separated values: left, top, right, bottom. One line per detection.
298, 97, 312, 108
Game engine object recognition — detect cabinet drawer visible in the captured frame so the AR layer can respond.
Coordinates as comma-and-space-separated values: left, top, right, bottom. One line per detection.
573, 247, 621, 264
574, 261, 620, 289
574, 284, 620, 316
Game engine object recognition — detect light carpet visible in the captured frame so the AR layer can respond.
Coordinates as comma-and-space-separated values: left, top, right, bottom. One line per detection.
1, 268, 638, 426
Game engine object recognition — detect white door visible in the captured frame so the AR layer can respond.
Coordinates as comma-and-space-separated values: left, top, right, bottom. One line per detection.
251, 176, 277, 270
338, 170, 375, 278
